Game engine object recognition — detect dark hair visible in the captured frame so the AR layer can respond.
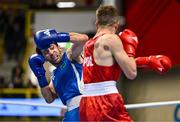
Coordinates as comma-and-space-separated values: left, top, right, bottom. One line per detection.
36, 48, 43, 55
96, 5, 119, 26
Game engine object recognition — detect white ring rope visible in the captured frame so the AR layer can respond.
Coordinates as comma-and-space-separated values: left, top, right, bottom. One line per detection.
1, 100, 180, 109
0, 100, 67, 109
125, 100, 180, 109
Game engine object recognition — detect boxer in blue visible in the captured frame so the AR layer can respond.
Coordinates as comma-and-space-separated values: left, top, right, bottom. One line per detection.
28, 28, 88, 121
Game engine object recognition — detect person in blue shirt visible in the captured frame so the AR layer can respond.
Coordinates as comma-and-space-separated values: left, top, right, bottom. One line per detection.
28, 28, 88, 121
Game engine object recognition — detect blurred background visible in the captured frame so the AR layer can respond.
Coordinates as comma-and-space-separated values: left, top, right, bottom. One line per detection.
0, 0, 180, 121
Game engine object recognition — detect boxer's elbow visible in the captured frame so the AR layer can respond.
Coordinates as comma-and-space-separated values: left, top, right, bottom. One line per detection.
126, 66, 137, 80
41, 87, 56, 103
44, 94, 56, 103
127, 70, 137, 80
45, 97, 54, 104
82, 34, 89, 42
128, 59, 137, 80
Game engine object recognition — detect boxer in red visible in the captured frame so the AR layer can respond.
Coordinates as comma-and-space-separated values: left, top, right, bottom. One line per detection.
80, 5, 137, 121
80, 5, 172, 122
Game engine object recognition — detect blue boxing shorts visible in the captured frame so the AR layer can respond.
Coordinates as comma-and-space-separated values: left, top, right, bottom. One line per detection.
63, 107, 79, 121
62, 95, 81, 121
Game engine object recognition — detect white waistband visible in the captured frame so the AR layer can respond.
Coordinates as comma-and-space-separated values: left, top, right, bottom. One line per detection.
66, 95, 82, 111
83, 81, 118, 97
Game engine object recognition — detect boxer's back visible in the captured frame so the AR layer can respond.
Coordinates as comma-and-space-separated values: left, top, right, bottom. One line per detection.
83, 34, 121, 84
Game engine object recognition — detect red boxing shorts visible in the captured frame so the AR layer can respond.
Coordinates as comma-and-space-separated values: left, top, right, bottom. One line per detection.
80, 81, 132, 121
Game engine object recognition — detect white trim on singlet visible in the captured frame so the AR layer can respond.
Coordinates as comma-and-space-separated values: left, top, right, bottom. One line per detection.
83, 81, 118, 97
66, 95, 82, 111
70, 63, 84, 94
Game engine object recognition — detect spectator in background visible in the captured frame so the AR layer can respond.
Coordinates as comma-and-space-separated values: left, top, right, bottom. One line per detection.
13, 9, 27, 60
26, 78, 37, 89
0, 75, 8, 97
0, 75, 7, 88
0, 10, 7, 36
4, 9, 26, 61
11, 60, 25, 88
4, 10, 15, 60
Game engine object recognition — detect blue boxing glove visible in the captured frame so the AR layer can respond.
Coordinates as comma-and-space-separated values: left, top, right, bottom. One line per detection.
34, 28, 70, 49
28, 54, 48, 88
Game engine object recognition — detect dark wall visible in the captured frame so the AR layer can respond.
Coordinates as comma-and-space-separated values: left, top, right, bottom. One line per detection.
124, 0, 180, 66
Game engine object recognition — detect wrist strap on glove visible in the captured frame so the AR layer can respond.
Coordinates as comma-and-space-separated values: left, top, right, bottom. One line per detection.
37, 76, 48, 88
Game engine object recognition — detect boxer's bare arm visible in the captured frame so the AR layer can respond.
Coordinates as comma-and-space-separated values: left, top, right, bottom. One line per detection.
69, 32, 88, 62
107, 34, 137, 80
40, 81, 56, 103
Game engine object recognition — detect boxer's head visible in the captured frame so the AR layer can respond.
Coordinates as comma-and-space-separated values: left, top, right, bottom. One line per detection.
95, 5, 120, 30
36, 43, 64, 66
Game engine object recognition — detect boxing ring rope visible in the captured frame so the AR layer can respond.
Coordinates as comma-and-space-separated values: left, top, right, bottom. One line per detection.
1, 100, 180, 109
125, 100, 180, 109
0, 100, 67, 109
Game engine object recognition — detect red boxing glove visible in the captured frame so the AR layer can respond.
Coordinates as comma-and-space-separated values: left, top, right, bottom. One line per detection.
119, 29, 138, 57
135, 55, 172, 74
